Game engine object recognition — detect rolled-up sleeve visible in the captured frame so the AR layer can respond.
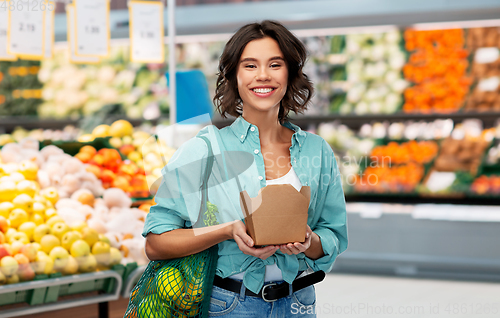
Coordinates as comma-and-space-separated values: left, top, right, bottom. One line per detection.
142, 137, 208, 237
306, 141, 348, 272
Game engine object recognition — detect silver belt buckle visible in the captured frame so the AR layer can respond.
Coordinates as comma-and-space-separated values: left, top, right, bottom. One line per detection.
261, 283, 277, 302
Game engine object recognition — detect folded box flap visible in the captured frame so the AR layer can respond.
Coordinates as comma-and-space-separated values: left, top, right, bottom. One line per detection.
240, 184, 310, 217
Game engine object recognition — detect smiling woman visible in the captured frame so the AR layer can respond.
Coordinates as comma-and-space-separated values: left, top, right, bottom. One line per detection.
143, 20, 347, 318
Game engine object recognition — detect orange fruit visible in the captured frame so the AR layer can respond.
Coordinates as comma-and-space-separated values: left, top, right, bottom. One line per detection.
75, 152, 91, 163
80, 146, 97, 156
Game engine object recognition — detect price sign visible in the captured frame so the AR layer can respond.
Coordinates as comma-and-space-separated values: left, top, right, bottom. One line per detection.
44, 1, 54, 58
129, 0, 164, 63
8, 0, 45, 59
0, 1, 17, 61
66, 4, 100, 64
74, 0, 110, 57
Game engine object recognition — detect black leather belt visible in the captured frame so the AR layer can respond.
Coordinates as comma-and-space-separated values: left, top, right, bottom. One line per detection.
213, 270, 325, 302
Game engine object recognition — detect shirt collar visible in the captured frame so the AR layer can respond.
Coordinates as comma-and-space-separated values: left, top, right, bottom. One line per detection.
230, 115, 306, 147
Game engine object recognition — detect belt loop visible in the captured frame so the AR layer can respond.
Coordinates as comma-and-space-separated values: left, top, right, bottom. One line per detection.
239, 281, 246, 301
289, 282, 293, 296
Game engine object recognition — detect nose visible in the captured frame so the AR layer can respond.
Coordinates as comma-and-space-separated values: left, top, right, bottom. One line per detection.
256, 68, 271, 81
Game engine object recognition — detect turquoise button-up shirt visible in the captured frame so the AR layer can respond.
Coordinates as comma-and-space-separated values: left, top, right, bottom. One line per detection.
143, 115, 348, 294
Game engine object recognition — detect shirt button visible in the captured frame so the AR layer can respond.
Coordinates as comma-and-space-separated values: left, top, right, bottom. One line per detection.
258, 176, 263, 180
240, 135, 244, 139
254, 149, 259, 154
250, 127, 255, 132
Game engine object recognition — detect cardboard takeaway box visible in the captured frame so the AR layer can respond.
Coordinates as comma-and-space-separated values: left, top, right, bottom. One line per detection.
239, 184, 310, 246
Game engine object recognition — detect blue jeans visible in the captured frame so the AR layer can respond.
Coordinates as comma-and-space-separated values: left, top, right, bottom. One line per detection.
208, 282, 316, 317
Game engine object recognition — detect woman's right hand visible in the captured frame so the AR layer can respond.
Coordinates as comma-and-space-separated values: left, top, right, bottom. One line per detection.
229, 220, 278, 260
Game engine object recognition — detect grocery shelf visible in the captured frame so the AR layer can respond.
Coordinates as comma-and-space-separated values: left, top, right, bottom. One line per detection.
333, 209, 500, 282
0, 270, 122, 318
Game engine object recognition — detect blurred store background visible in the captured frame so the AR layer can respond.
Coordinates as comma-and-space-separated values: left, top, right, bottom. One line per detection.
1, 0, 500, 317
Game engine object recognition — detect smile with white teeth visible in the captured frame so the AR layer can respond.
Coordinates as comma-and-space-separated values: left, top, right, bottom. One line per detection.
252, 88, 274, 93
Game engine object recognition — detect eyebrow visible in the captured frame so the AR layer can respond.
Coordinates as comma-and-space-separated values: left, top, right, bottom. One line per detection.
240, 56, 285, 63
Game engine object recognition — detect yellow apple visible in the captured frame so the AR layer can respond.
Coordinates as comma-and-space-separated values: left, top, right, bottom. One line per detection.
41, 187, 59, 206
0, 202, 14, 219
71, 222, 87, 232
0, 270, 5, 285
62, 256, 79, 275
109, 247, 122, 266
33, 251, 54, 275
62, 231, 82, 251
32, 242, 41, 252
44, 208, 57, 220
30, 213, 44, 226
77, 254, 97, 273
46, 215, 64, 228
32, 202, 46, 215
12, 194, 34, 212
51, 222, 70, 240
8, 232, 29, 245
49, 246, 69, 272
8, 208, 29, 229
10, 241, 24, 254
91, 241, 111, 266
18, 160, 38, 181
16, 180, 37, 198
98, 234, 111, 245
6, 273, 19, 284
0, 180, 17, 202
40, 234, 60, 254
0, 256, 19, 276
18, 221, 36, 241
5, 228, 17, 241
70, 239, 90, 258
33, 224, 51, 243
81, 227, 99, 248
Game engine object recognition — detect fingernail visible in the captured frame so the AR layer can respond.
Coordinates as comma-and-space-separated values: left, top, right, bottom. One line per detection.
306, 232, 310, 238
248, 239, 253, 246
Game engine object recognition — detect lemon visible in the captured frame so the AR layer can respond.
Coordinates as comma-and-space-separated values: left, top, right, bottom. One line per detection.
156, 267, 185, 303
78, 134, 94, 142
109, 120, 133, 138
92, 125, 111, 138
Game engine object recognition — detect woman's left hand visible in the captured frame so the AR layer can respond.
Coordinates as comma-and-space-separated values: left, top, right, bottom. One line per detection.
279, 225, 313, 255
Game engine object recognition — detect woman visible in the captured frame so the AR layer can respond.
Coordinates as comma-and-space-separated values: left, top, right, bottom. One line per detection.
144, 20, 348, 317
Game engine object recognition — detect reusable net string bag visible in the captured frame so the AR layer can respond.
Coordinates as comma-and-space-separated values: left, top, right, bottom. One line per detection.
124, 136, 218, 318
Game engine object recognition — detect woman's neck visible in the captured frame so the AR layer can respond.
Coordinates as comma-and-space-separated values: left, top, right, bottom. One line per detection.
241, 111, 286, 147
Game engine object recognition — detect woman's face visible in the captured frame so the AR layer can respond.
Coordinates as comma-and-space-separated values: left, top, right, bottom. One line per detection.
236, 37, 288, 116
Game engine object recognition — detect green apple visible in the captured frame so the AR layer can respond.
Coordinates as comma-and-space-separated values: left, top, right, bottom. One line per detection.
18, 221, 36, 241
49, 246, 69, 271
70, 239, 90, 258
33, 224, 51, 243
98, 234, 111, 245
51, 222, 70, 240
61, 231, 82, 251
40, 234, 60, 254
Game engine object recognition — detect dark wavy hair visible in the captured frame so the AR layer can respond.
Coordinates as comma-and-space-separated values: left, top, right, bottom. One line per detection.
213, 20, 314, 124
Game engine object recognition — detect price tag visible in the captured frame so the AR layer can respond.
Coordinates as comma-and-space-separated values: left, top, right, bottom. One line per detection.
74, 0, 110, 57
129, 0, 164, 63
44, 1, 54, 58
8, 0, 45, 59
67, 4, 100, 64
0, 1, 17, 61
